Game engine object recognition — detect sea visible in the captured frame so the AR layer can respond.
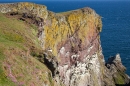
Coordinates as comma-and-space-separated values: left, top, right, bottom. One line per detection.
1, 0, 130, 75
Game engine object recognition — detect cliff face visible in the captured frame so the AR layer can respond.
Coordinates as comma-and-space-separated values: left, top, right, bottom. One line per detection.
0, 2, 129, 86
45, 8, 105, 86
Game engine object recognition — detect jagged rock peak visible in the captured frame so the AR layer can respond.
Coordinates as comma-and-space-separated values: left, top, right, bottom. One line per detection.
107, 53, 122, 64
114, 53, 121, 62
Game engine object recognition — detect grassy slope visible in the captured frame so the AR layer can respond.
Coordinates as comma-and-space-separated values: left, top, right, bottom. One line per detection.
0, 13, 54, 86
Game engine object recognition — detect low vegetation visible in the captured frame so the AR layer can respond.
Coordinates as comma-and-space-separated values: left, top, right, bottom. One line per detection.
0, 13, 54, 86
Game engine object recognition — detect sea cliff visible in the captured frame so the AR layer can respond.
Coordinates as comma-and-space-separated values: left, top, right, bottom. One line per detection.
0, 2, 129, 86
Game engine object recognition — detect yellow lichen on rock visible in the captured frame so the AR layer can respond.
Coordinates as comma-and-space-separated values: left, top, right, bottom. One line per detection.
43, 8, 102, 59
44, 14, 69, 56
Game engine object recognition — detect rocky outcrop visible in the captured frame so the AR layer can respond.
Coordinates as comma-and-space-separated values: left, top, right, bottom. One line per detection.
0, 2, 129, 86
106, 54, 130, 86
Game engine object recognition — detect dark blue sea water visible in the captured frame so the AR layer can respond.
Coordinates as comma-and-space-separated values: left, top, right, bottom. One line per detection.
1, 1, 130, 75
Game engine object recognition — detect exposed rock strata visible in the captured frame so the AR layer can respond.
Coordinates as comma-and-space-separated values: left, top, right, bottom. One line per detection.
0, 2, 129, 86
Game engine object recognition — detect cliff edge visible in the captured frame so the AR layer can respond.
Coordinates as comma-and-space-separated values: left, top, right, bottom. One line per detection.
0, 2, 129, 86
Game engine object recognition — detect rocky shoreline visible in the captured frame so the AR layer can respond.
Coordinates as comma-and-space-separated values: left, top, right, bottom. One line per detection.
106, 54, 130, 86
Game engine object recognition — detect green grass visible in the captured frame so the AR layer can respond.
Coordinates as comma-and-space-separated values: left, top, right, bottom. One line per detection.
0, 13, 23, 85
0, 13, 25, 46
0, 13, 54, 86
0, 47, 16, 86
0, 30, 24, 42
